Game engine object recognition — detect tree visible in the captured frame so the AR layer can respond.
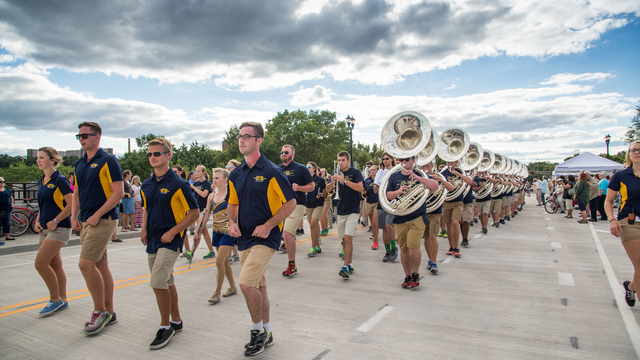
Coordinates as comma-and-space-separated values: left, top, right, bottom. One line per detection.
62, 155, 79, 167
625, 102, 640, 143
135, 133, 163, 150
599, 151, 626, 164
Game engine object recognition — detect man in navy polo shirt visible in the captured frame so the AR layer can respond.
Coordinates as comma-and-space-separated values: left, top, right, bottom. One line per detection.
278, 144, 314, 276
227, 122, 296, 357
441, 161, 476, 258
71, 121, 124, 335
141, 138, 199, 350
327, 151, 364, 279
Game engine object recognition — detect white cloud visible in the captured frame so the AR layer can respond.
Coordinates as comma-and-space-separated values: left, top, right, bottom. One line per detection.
0, 54, 15, 63
445, 84, 456, 90
289, 85, 333, 106
540, 72, 614, 85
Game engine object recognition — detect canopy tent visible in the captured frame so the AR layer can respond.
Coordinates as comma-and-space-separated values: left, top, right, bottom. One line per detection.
552, 151, 624, 176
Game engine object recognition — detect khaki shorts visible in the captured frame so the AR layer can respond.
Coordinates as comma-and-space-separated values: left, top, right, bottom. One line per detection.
423, 213, 442, 238
490, 199, 502, 214
477, 200, 491, 215
239, 245, 276, 288
148, 248, 180, 289
365, 202, 377, 215
324, 196, 332, 207
505, 196, 513, 207
338, 213, 359, 239
283, 204, 306, 235
377, 207, 393, 228
79, 217, 118, 262
39, 227, 71, 244
394, 216, 426, 250
462, 203, 473, 223
502, 197, 507, 208
619, 218, 640, 243
442, 201, 463, 224
306, 206, 323, 220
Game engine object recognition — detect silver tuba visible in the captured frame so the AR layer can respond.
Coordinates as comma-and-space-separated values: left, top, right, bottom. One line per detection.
438, 128, 470, 201
472, 149, 495, 200
490, 153, 507, 197
379, 111, 431, 216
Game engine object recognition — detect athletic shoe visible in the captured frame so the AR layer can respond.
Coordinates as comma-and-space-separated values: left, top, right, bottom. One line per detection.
84, 311, 112, 335
624, 280, 636, 307
171, 320, 183, 333
371, 241, 379, 250
321, 229, 328, 236
190, 229, 195, 235
461, 239, 469, 247
437, 231, 445, 237
279, 243, 287, 253
339, 251, 344, 259
368, 226, 372, 232
84, 312, 116, 328
454, 248, 461, 258
282, 263, 297, 276
430, 263, 438, 274
184, 250, 193, 261
369, 235, 374, 240
39, 299, 66, 316
473, 217, 479, 223
245, 329, 268, 356
299, 228, 304, 235
382, 252, 391, 262
482, 227, 488, 234
506, 215, 510, 221
410, 273, 420, 288
308, 248, 318, 257
316, 246, 322, 254
442, 231, 448, 238
339, 266, 350, 279
348, 265, 355, 274
388, 249, 398, 262
469, 221, 474, 226
149, 327, 175, 350
495, 222, 500, 228
59, 301, 69, 311
427, 260, 433, 270
203, 251, 216, 259
229, 256, 233, 264
0, 241, 4, 245
295, 229, 301, 235
446, 248, 454, 255
265, 331, 274, 347
499, 219, 505, 225
402, 275, 411, 289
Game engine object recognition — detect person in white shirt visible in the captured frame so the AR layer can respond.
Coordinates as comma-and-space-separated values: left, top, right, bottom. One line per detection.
534, 178, 542, 206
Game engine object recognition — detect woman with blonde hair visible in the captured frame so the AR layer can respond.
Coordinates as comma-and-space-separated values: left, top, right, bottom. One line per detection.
194, 168, 237, 304
606, 140, 640, 307
33, 147, 73, 315
131, 175, 144, 228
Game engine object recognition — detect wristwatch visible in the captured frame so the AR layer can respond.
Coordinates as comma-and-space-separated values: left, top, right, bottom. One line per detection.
343, 180, 347, 185
53, 218, 59, 224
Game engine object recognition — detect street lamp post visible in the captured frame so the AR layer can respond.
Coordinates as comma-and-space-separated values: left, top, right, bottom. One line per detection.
605, 134, 611, 159
346, 115, 355, 167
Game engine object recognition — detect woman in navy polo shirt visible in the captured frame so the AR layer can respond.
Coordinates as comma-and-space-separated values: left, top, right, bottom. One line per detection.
306, 162, 326, 257
33, 147, 73, 316
606, 140, 640, 307
0, 176, 13, 243
195, 168, 237, 304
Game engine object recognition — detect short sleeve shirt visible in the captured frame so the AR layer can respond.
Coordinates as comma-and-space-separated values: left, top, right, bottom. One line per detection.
473, 176, 491, 203
463, 185, 474, 204
278, 161, 314, 206
385, 169, 427, 224
192, 180, 213, 211
541, 180, 548, 193
441, 168, 464, 203
226, 154, 296, 251
599, 179, 609, 196
364, 177, 379, 204
141, 169, 198, 254
73, 148, 123, 222
608, 167, 640, 221
333, 167, 364, 216
37, 170, 73, 228
306, 175, 326, 209
0, 188, 12, 211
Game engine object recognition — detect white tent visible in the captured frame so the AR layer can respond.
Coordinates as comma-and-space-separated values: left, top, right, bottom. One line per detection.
552, 151, 624, 176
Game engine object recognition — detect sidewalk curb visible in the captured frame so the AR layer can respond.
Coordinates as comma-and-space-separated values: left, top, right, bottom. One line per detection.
0, 231, 143, 256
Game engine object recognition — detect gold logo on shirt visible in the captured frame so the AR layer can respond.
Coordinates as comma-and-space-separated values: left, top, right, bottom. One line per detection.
159, 188, 170, 194
47, 184, 56, 189
90, 163, 99, 168
284, 170, 293, 176
254, 175, 266, 182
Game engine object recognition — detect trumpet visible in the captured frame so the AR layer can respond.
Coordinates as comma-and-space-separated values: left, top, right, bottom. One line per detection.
333, 160, 341, 200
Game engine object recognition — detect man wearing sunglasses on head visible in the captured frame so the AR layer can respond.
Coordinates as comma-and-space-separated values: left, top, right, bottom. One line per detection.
71, 122, 124, 335
226, 122, 296, 357
277, 145, 314, 277
373, 152, 398, 262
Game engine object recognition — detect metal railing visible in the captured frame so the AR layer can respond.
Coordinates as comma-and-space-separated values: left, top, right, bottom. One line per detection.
6, 182, 39, 203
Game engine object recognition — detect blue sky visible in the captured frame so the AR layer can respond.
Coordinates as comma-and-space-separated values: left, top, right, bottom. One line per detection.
0, 0, 638, 164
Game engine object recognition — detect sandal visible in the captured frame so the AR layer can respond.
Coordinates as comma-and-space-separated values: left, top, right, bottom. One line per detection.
577, 220, 588, 224
130, 228, 139, 231
564, 215, 573, 218
121, 229, 128, 232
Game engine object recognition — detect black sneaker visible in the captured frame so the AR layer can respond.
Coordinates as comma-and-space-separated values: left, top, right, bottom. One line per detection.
624, 280, 636, 307
482, 227, 488, 234
171, 320, 183, 333
499, 219, 505, 225
245, 330, 273, 349
279, 243, 287, 253
461, 239, 469, 247
506, 215, 511, 221
149, 327, 175, 350
339, 266, 350, 279
295, 229, 301, 235
300, 229, 304, 234
469, 221, 474, 226
244, 329, 267, 356
382, 252, 391, 262
387, 249, 398, 262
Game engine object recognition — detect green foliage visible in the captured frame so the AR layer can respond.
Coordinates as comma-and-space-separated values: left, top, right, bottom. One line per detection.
0, 162, 74, 183
527, 161, 558, 178
62, 155, 79, 167
135, 133, 162, 150
598, 151, 626, 164
625, 102, 640, 144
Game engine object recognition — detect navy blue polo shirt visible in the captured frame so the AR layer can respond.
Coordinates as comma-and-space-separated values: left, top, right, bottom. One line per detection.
609, 166, 640, 221
473, 176, 491, 202
37, 170, 72, 228
227, 154, 296, 251
386, 169, 427, 224
73, 148, 123, 222
278, 161, 314, 206
332, 167, 364, 215
306, 175, 326, 209
192, 179, 213, 211
463, 185, 474, 204
0, 188, 12, 211
364, 177, 378, 204
141, 169, 198, 254
441, 168, 464, 203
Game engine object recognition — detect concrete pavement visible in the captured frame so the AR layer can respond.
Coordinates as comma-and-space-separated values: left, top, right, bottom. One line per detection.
0, 202, 639, 359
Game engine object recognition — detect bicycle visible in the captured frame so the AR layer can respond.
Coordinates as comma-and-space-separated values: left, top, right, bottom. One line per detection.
544, 193, 563, 214
10, 212, 30, 237
11, 203, 40, 237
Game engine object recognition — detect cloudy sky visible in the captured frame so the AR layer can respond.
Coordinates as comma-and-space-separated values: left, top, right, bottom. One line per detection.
0, 0, 638, 164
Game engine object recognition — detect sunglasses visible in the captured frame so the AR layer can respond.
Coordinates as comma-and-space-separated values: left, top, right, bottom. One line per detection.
76, 133, 97, 140
236, 134, 259, 140
382, 157, 391, 161
280, 151, 290, 155
147, 151, 170, 158
225, 165, 234, 169
630, 148, 640, 154
0, 181, 4, 183
398, 158, 412, 162
307, 165, 316, 169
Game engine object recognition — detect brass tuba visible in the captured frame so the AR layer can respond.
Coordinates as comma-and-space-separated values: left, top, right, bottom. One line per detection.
437, 128, 470, 200
378, 111, 431, 216
473, 149, 495, 200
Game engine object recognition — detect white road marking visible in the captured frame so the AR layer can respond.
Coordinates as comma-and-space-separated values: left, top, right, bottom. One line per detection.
545, 218, 551, 221
547, 226, 555, 231
596, 230, 610, 233
474, 234, 482, 239
550, 242, 562, 248
557, 272, 575, 286
589, 223, 640, 359
356, 305, 395, 332
442, 257, 454, 264
0, 245, 140, 269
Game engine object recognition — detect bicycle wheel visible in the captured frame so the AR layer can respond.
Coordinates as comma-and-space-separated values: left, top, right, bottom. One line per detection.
544, 200, 558, 214
30, 214, 39, 233
10, 212, 29, 237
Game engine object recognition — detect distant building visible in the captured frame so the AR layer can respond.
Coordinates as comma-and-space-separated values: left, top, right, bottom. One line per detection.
26, 149, 38, 158
27, 148, 113, 158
